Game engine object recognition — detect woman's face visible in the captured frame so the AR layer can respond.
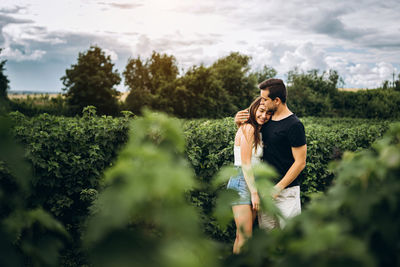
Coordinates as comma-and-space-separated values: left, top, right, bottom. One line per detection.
255, 104, 272, 125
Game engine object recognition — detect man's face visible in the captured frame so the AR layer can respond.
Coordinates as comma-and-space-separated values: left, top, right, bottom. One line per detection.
260, 89, 277, 113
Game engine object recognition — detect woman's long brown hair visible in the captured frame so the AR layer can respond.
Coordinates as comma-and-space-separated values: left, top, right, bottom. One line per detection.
244, 96, 264, 152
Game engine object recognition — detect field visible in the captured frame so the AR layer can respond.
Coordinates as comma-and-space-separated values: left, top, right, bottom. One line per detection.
8, 91, 130, 101
1, 110, 399, 266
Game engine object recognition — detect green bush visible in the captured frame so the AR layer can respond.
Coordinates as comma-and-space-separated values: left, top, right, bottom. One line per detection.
332, 89, 400, 119
183, 117, 390, 197
8, 107, 130, 266
4, 111, 392, 264
83, 110, 219, 267
0, 115, 68, 267
300, 117, 390, 197
182, 117, 390, 242
82, 113, 400, 266
231, 122, 400, 267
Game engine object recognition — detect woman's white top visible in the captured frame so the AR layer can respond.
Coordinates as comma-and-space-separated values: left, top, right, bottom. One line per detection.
234, 144, 263, 166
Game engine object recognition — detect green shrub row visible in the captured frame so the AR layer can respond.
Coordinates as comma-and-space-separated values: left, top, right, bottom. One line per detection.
183, 117, 390, 195
5, 108, 130, 266
2, 111, 392, 265
0, 115, 69, 267
332, 89, 400, 119
8, 95, 73, 117
182, 117, 391, 241
223, 122, 400, 267
84, 115, 400, 267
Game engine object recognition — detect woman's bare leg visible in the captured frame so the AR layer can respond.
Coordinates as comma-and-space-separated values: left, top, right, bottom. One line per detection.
232, 204, 254, 254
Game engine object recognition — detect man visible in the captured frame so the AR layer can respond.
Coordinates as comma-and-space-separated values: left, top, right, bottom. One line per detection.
235, 78, 307, 230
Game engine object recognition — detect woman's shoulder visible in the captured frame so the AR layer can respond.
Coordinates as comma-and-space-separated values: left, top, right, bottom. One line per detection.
240, 123, 255, 139
240, 123, 255, 132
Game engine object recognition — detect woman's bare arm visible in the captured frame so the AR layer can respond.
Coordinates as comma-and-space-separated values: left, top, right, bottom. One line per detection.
239, 124, 260, 211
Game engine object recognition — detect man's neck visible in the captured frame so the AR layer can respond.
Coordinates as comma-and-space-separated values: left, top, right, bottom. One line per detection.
272, 104, 293, 121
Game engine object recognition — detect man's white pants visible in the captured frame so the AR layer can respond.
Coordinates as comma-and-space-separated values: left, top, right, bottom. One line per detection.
258, 185, 301, 230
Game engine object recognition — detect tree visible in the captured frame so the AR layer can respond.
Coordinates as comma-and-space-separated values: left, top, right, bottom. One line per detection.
382, 80, 390, 90
0, 48, 10, 100
286, 68, 342, 116
178, 65, 232, 118
394, 74, 400, 92
123, 51, 179, 114
210, 52, 258, 112
61, 46, 121, 115
254, 65, 277, 84
287, 69, 341, 96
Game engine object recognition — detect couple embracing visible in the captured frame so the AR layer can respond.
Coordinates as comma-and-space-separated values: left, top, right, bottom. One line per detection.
227, 78, 307, 254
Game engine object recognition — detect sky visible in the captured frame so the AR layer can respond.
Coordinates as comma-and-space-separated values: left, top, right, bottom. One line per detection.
1, 0, 400, 92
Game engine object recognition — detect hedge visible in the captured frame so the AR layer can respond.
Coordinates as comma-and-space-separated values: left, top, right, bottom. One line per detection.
1, 110, 392, 265
5, 108, 130, 266
182, 117, 390, 197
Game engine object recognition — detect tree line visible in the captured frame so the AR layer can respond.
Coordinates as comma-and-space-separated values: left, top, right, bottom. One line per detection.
1, 46, 400, 118
60, 46, 276, 117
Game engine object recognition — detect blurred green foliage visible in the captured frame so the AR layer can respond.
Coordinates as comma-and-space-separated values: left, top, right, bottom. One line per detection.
83, 110, 219, 267
0, 115, 68, 267
230, 122, 400, 267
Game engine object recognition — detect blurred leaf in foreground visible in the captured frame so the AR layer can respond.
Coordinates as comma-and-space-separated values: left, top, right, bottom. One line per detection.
84, 109, 218, 267
0, 115, 69, 267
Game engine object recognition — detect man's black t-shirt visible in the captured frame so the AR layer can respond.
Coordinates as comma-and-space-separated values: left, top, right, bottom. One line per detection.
261, 114, 306, 187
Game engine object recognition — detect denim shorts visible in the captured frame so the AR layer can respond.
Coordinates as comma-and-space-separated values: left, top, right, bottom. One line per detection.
226, 167, 251, 205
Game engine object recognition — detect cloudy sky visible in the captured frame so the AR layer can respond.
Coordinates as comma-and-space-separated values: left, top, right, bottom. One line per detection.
1, 0, 400, 92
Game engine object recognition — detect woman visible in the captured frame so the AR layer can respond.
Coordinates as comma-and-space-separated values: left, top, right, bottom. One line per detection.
227, 96, 272, 254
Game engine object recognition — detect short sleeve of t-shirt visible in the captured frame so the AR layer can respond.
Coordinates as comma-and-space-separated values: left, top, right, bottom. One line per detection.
288, 121, 306, 147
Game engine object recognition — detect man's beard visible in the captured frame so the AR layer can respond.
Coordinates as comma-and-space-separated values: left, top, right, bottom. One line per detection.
268, 105, 278, 113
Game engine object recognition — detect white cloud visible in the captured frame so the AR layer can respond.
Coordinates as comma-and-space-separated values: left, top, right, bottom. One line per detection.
103, 48, 118, 61
97, 2, 144, 10
2, 47, 46, 61
372, 62, 395, 78
325, 55, 349, 71
2, 24, 66, 46
135, 34, 152, 57
1, 0, 400, 91
346, 62, 397, 88
279, 42, 327, 73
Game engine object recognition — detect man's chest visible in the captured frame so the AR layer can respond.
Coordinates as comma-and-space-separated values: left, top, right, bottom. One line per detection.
262, 124, 290, 145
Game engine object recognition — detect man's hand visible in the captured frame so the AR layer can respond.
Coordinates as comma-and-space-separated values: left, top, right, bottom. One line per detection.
234, 109, 250, 127
272, 185, 283, 199
251, 192, 260, 211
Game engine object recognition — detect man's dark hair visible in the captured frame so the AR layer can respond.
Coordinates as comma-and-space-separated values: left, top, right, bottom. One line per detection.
258, 78, 287, 103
